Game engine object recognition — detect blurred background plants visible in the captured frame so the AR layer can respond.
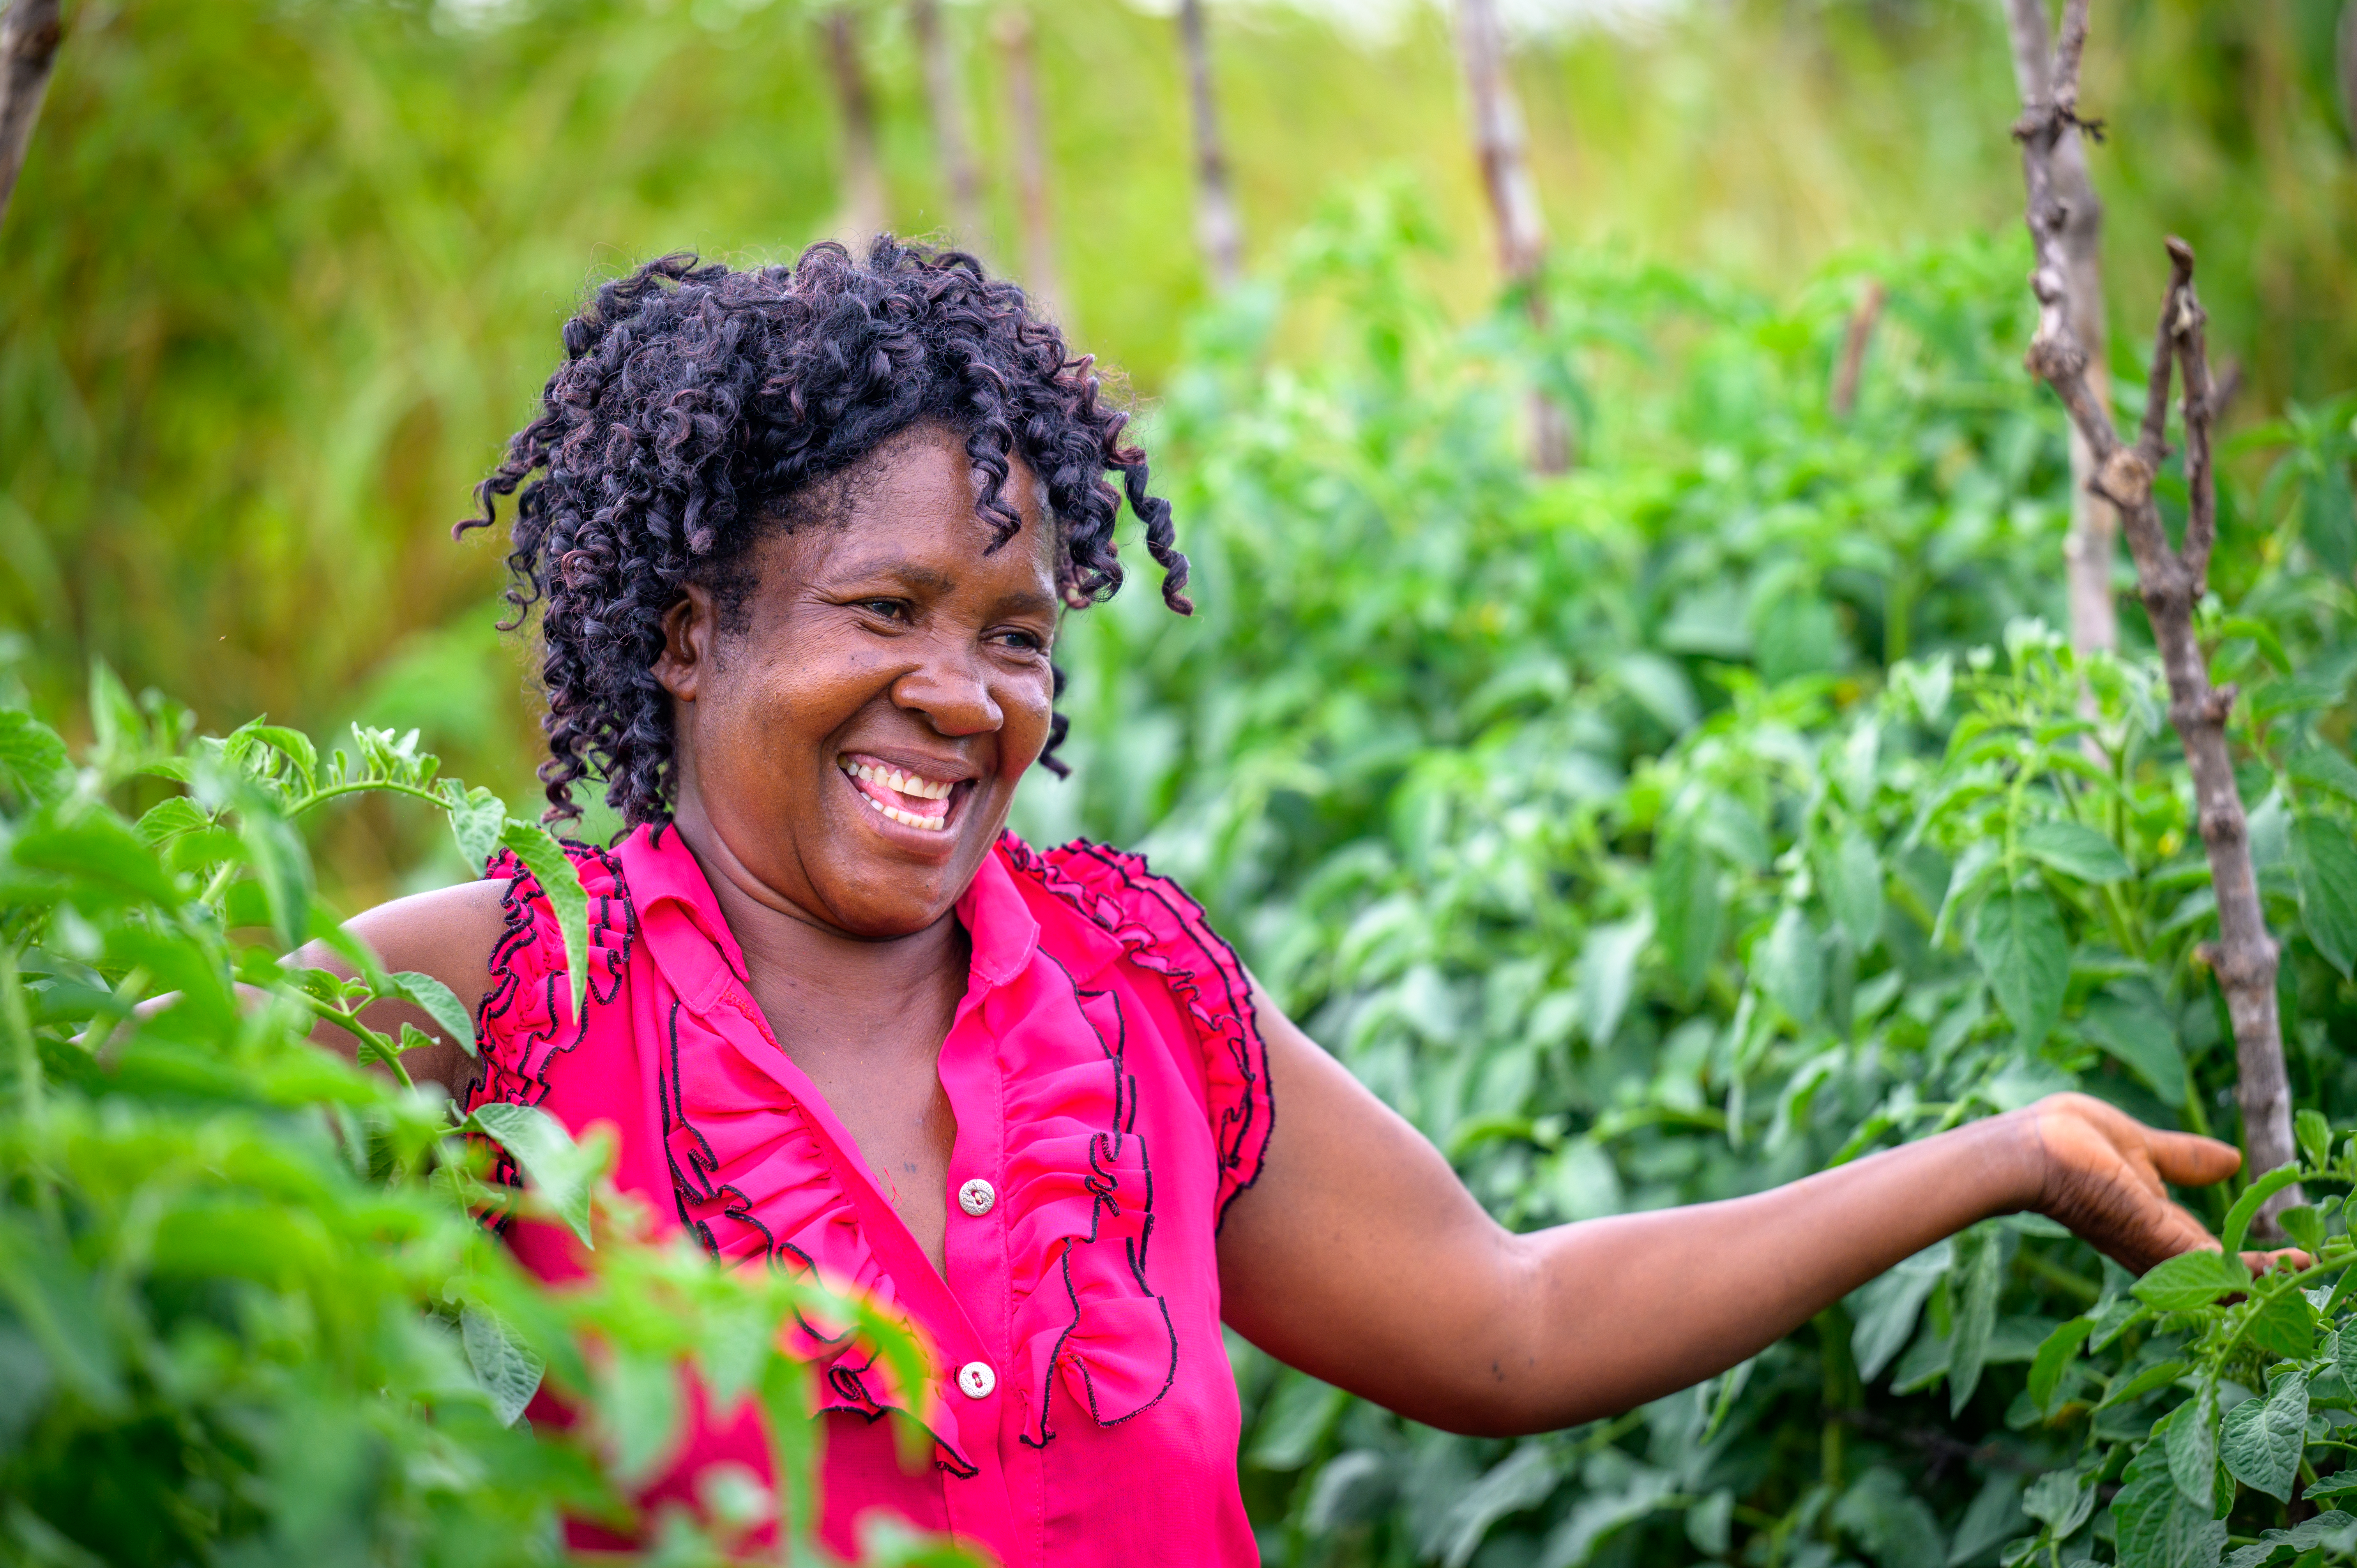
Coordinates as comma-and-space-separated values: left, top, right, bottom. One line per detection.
7, 0, 2357, 1564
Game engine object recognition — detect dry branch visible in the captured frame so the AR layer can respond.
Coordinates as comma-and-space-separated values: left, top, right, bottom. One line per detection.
1453, 0, 1570, 473
2009, 0, 2299, 1228
1830, 278, 1886, 419
0, 0, 62, 229
2002, 0, 2118, 657
822, 7, 889, 250
911, 0, 987, 249
994, 7, 1064, 326
1178, 0, 1242, 292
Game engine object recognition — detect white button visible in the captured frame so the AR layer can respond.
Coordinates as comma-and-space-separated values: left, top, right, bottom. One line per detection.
957, 1178, 997, 1217
957, 1361, 996, 1399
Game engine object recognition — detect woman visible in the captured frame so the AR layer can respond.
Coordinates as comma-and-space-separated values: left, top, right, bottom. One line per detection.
350, 240, 2248, 1564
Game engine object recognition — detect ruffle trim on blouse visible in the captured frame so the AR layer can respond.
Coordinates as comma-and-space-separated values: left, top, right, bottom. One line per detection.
469, 842, 636, 1187
652, 989, 978, 1475
997, 835, 1275, 1227
1002, 959, 1176, 1447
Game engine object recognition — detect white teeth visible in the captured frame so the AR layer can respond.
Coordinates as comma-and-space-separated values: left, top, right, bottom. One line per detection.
862, 794, 948, 831
838, 757, 956, 800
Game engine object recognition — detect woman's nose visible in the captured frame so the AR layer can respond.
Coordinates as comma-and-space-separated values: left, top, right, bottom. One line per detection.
893, 642, 1004, 735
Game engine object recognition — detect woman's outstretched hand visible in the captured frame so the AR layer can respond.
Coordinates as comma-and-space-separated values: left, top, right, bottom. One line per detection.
2014, 1091, 2280, 1275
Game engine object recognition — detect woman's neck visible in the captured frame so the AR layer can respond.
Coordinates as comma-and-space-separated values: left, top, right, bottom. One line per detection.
662, 806, 972, 1055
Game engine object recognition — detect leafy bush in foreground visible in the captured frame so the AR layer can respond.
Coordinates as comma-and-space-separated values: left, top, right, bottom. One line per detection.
1022, 192, 2357, 1567
0, 678, 960, 1566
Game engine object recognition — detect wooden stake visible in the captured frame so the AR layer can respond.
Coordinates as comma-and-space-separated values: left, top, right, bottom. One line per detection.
995, 7, 1063, 326
0, 0, 62, 229
2009, 0, 2300, 1231
1177, 0, 1242, 291
822, 6, 889, 252
1453, 0, 1569, 473
2002, 0, 2118, 657
910, 0, 987, 249
1830, 279, 1887, 419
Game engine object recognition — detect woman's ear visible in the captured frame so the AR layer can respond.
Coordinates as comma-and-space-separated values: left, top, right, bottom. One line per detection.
652, 584, 716, 701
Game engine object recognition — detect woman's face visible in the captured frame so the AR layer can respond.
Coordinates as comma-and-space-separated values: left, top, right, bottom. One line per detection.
655, 423, 1060, 939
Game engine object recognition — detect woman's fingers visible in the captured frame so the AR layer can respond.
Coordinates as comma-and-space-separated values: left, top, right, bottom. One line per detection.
2145, 1127, 2242, 1188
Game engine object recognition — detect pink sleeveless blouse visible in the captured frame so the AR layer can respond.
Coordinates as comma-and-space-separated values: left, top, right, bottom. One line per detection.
466, 823, 1273, 1566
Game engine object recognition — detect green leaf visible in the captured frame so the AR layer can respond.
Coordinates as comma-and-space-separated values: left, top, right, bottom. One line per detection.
0, 1217, 124, 1411
1577, 914, 1652, 1049
460, 1305, 544, 1427
2297, 1108, 2335, 1171
2081, 986, 2188, 1105
386, 971, 475, 1057
2302, 465, 2357, 579
1945, 1473, 2027, 1568
2112, 1439, 2228, 1568
2219, 1367, 2308, 1501
2224, 1165, 2305, 1255
2223, 1511, 2357, 1568
1753, 903, 1822, 1027
2276, 1204, 2325, 1256
2027, 1315, 2093, 1414
1972, 888, 2069, 1049
2021, 1468, 2094, 1536
498, 819, 590, 1028
2292, 813, 2357, 978
1652, 825, 1722, 998
2133, 1250, 2251, 1313
2098, 1358, 2189, 1412
134, 795, 210, 846
2163, 1384, 2217, 1510
2290, 747, 2357, 809
1850, 1241, 1952, 1383
603, 1350, 682, 1484
1433, 1446, 1562, 1568
233, 791, 312, 955
1948, 1225, 2002, 1414
1822, 825, 1884, 951
465, 1100, 596, 1248
2019, 820, 2133, 884
2246, 1288, 2317, 1360
0, 710, 72, 808
445, 784, 505, 873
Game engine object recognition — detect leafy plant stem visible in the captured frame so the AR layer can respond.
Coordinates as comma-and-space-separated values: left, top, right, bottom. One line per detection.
304, 996, 414, 1089
84, 965, 148, 1070
0, 943, 56, 1225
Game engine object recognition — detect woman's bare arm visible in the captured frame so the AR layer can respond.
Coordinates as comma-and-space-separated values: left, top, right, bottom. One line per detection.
286, 880, 511, 1097
1215, 984, 2242, 1437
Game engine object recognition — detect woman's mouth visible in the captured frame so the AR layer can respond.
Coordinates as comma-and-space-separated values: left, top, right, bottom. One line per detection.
837, 753, 967, 832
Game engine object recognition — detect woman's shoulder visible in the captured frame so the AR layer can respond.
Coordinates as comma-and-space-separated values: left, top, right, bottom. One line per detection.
995, 834, 1273, 1219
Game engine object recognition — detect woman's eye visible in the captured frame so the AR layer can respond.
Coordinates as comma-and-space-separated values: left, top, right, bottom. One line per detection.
994, 629, 1047, 653
855, 599, 908, 621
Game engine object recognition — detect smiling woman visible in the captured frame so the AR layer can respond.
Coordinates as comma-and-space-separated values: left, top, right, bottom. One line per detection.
320, 237, 2275, 1567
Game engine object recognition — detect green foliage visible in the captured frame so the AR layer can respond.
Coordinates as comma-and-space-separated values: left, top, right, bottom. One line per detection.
0, 687, 969, 1565
1014, 191, 2357, 1565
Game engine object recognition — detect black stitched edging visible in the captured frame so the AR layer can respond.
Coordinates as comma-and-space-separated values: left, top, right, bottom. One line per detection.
1015, 949, 1176, 1450
997, 834, 1275, 1232
468, 841, 638, 1190
652, 981, 979, 1477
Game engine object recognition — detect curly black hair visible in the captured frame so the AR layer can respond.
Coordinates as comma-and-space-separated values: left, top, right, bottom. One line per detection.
458, 237, 1190, 826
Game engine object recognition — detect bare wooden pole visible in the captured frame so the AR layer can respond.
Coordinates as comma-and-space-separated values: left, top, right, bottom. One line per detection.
2001, 0, 2118, 657
0, 0, 63, 229
910, 0, 986, 248
2339, 0, 2357, 154
2010, 0, 2299, 1228
822, 5, 889, 252
1830, 278, 1887, 419
1177, 0, 1242, 291
995, 7, 1063, 325
1453, 0, 1570, 473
